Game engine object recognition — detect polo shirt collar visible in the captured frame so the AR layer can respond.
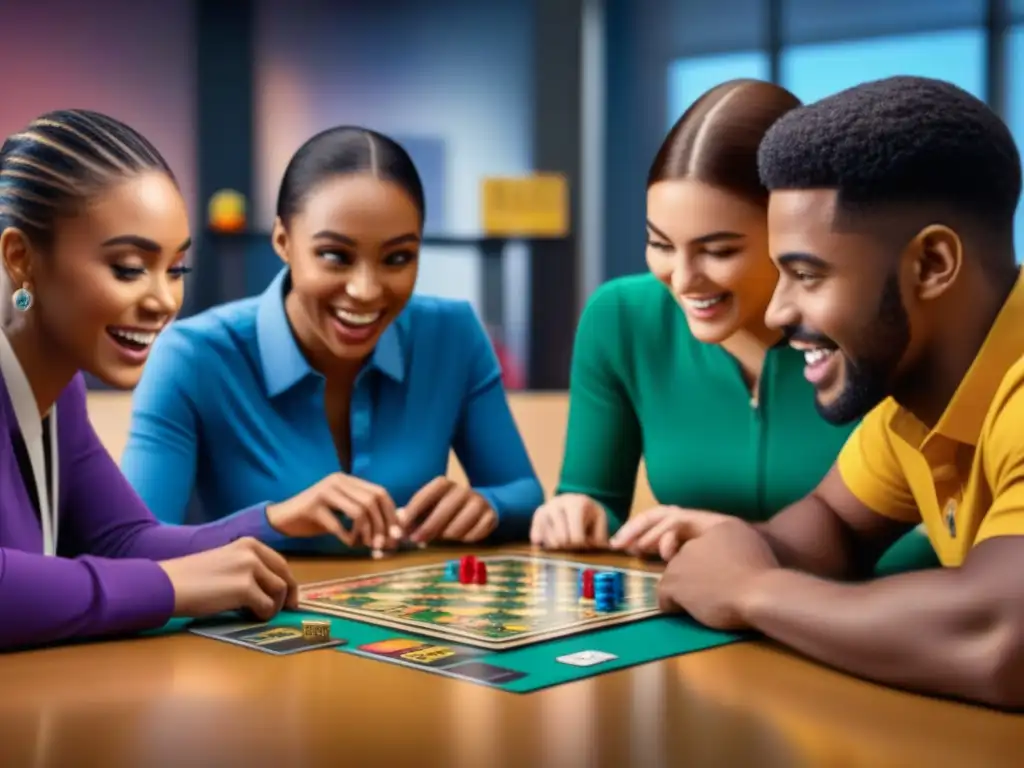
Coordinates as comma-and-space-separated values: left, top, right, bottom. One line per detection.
930, 269, 1024, 445
256, 267, 406, 398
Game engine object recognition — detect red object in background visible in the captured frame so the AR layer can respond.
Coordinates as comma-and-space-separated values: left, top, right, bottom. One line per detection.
490, 333, 525, 389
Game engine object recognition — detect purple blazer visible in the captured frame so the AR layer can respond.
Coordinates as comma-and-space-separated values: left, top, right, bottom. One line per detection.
0, 373, 271, 650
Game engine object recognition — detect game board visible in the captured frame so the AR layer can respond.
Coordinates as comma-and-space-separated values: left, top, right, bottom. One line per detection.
298, 555, 661, 650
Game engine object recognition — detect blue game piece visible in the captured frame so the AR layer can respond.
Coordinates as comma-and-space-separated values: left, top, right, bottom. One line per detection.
593, 572, 619, 611
613, 571, 625, 602
443, 560, 460, 581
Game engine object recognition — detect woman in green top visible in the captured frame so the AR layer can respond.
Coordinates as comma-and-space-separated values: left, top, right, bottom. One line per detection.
531, 79, 937, 573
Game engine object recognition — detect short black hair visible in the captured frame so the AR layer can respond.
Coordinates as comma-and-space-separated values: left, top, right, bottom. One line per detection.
758, 76, 1021, 250
276, 126, 425, 225
0, 109, 174, 248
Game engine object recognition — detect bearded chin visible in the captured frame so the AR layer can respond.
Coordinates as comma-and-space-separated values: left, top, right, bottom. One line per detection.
814, 354, 892, 425
816, 270, 911, 425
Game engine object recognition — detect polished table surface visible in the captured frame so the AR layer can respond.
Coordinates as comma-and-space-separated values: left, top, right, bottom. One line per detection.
2, 547, 1023, 768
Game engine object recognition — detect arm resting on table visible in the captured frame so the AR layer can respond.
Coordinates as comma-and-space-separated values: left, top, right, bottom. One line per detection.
0, 547, 174, 650
742, 390, 1024, 708
740, 536, 1024, 709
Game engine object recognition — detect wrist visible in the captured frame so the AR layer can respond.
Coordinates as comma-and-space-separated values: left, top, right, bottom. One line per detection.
737, 567, 786, 626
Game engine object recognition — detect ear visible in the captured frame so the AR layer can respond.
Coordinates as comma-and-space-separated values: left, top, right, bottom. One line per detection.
0, 227, 34, 288
271, 217, 290, 265
906, 224, 961, 301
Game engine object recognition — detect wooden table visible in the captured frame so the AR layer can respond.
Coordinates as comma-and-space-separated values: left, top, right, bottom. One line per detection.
2, 548, 1022, 768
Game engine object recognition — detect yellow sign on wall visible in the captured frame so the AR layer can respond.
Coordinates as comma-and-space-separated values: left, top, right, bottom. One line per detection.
480, 174, 569, 237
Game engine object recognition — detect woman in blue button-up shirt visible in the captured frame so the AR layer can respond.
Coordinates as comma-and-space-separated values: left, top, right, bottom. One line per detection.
121, 126, 544, 555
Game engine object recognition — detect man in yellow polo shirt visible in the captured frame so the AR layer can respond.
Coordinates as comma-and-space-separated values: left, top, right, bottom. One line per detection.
655, 76, 1024, 709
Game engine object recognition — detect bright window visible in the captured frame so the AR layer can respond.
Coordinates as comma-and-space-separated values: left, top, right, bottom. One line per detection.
666, 50, 770, 128
1008, 26, 1024, 262
780, 28, 986, 102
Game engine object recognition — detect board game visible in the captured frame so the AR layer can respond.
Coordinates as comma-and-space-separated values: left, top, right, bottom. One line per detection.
297, 554, 662, 650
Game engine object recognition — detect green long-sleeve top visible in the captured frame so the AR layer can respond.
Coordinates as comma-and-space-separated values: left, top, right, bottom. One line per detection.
557, 274, 857, 531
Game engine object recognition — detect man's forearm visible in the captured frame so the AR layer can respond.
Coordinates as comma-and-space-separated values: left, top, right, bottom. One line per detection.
740, 567, 1024, 709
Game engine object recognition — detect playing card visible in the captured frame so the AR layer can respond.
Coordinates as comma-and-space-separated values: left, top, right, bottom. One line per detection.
357, 639, 487, 669
189, 620, 346, 655
555, 650, 618, 667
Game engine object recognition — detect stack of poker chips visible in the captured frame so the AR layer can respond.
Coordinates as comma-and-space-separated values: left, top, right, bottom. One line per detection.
593, 571, 624, 612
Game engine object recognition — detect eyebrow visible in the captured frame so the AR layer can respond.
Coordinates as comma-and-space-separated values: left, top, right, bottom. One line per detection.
101, 235, 192, 253
777, 252, 831, 270
645, 220, 744, 246
312, 229, 421, 248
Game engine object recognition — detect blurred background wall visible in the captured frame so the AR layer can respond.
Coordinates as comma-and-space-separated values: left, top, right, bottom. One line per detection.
0, 0, 1021, 390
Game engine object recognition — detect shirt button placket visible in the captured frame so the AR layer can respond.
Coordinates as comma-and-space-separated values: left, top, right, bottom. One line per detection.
350, 388, 373, 477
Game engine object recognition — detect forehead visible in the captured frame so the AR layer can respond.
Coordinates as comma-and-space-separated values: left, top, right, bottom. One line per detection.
296, 174, 420, 235
79, 172, 187, 234
767, 189, 883, 267
646, 179, 764, 238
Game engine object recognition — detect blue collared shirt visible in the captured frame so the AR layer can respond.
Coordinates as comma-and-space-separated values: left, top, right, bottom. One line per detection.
120, 268, 543, 552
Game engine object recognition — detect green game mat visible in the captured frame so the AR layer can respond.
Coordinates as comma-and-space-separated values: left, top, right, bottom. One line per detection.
255, 609, 745, 693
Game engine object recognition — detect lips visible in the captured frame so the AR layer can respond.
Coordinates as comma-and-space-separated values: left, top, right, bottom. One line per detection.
328, 306, 387, 346
790, 342, 840, 387
107, 326, 158, 351
105, 324, 164, 366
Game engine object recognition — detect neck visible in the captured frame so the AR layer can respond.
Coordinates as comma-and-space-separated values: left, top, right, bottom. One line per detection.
895, 270, 1016, 427
5, 318, 78, 418
720, 323, 782, 386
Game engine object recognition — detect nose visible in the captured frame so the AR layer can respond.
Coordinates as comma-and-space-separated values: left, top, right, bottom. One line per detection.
345, 264, 384, 303
764, 280, 797, 331
140, 274, 181, 318
669, 253, 697, 295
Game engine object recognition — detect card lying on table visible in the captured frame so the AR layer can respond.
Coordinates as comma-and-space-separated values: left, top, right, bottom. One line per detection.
188, 617, 347, 655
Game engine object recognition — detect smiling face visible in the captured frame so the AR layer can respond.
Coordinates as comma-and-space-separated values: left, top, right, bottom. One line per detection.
764, 189, 916, 424
273, 173, 421, 373
3, 170, 191, 389
646, 179, 779, 345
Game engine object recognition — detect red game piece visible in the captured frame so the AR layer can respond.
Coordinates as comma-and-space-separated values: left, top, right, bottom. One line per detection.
581, 569, 595, 600
473, 561, 488, 585
459, 555, 476, 584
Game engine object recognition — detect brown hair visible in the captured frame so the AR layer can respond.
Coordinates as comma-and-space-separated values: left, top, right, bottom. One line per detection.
648, 79, 801, 206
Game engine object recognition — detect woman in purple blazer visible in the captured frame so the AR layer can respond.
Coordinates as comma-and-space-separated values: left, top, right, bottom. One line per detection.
0, 110, 332, 651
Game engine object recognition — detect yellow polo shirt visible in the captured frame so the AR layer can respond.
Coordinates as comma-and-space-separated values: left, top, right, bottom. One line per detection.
837, 272, 1024, 566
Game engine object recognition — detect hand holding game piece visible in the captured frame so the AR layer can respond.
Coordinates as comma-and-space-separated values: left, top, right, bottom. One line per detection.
157, 537, 299, 621
398, 477, 498, 544
609, 506, 733, 560
265, 473, 402, 552
656, 518, 780, 630
529, 494, 609, 551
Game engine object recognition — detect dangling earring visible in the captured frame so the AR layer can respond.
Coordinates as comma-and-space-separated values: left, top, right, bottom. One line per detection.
12, 283, 33, 312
